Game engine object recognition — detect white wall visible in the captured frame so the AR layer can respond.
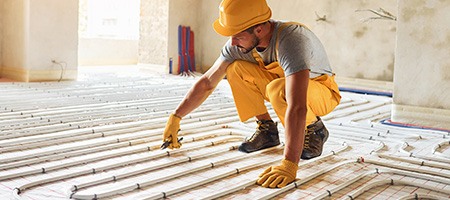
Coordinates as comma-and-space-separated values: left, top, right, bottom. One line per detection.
1, 0, 78, 82
269, 0, 397, 81
78, 38, 138, 65
0, 1, 3, 73
78, 0, 139, 66
138, 0, 169, 73
28, 0, 78, 81
2, 0, 27, 79
185, 0, 397, 81
392, 0, 450, 129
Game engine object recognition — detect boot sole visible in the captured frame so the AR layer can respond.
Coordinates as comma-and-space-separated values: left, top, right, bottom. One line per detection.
238, 141, 280, 153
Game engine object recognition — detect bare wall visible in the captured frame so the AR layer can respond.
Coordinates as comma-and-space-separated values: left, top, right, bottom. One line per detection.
0, 0, 3, 74
392, 0, 450, 129
194, 0, 397, 81
2, 0, 27, 78
139, 0, 169, 68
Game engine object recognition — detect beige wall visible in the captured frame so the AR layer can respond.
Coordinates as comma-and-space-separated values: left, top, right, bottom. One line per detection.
188, 0, 397, 81
78, 38, 138, 65
392, 0, 450, 129
2, 0, 28, 79
0, 1, 3, 73
139, 0, 169, 73
1, 0, 79, 82
270, 0, 397, 81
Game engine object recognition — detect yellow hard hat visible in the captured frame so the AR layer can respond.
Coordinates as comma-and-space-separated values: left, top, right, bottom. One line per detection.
213, 0, 272, 36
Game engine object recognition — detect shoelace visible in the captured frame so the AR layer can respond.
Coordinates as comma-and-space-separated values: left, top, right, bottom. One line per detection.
304, 126, 314, 149
247, 121, 269, 143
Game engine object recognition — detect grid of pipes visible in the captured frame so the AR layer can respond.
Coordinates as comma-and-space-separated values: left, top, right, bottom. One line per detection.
1, 68, 449, 200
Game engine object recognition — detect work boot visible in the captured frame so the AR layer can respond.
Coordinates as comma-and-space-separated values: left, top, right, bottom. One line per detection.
238, 120, 280, 153
301, 117, 329, 160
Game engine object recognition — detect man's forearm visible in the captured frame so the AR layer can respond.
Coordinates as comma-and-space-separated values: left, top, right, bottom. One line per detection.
174, 77, 215, 118
283, 106, 307, 163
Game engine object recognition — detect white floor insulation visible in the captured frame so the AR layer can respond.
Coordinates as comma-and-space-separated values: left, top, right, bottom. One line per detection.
1, 66, 449, 200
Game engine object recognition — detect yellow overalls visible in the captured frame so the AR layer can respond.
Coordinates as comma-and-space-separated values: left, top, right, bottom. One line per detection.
226, 22, 341, 127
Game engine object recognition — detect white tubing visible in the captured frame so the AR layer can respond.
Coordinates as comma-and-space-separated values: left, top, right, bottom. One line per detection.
0, 125, 238, 169
312, 167, 450, 199
257, 159, 357, 200
375, 153, 450, 171
361, 157, 450, 179
346, 178, 450, 199
399, 142, 450, 164
71, 144, 284, 199
432, 140, 450, 159
200, 142, 349, 200
141, 158, 282, 200
3, 136, 242, 182
397, 193, 444, 200
71, 143, 238, 193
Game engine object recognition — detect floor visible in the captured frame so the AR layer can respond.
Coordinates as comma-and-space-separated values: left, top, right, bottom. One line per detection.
1, 66, 449, 200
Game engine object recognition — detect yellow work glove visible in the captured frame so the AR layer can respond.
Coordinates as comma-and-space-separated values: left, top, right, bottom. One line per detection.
162, 113, 182, 149
256, 159, 298, 188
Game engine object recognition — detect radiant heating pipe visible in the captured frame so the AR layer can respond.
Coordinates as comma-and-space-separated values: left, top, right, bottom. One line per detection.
2, 130, 247, 181
347, 178, 450, 199
0, 108, 243, 163
312, 141, 450, 199
12, 136, 244, 198
69, 142, 240, 194
257, 159, 358, 200
69, 145, 284, 199
400, 142, 450, 164
312, 167, 450, 199
0, 125, 236, 169
397, 193, 445, 200
1, 95, 234, 138
194, 142, 348, 200
322, 101, 392, 121
432, 140, 450, 159
0, 113, 241, 153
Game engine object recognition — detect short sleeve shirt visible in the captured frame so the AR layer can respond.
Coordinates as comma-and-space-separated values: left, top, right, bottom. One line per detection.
219, 20, 333, 78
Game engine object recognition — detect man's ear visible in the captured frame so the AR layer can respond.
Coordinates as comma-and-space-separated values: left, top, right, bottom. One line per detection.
255, 26, 263, 34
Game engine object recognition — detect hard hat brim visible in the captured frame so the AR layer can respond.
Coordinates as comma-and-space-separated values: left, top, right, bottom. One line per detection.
213, 9, 272, 37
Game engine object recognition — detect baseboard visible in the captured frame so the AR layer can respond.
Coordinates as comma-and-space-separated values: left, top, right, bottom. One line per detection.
1, 66, 77, 82
392, 104, 450, 130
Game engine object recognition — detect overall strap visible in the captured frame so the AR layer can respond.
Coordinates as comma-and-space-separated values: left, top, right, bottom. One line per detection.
275, 22, 310, 60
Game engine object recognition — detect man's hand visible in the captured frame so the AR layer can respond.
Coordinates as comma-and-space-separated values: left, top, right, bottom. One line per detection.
256, 159, 298, 188
162, 113, 182, 149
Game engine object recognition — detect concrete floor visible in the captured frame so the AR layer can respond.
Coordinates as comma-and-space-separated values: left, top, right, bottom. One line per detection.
1, 66, 449, 200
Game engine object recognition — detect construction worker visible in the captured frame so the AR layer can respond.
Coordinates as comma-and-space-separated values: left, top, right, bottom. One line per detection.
162, 0, 341, 188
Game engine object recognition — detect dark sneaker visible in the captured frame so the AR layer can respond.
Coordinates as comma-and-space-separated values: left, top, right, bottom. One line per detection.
301, 117, 329, 159
238, 120, 280, 153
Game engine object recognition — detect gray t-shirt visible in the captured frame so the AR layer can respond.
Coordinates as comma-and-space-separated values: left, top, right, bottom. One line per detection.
219, 19, 333, 78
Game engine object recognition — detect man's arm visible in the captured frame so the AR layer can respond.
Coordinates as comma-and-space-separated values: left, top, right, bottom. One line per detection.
256, 69, 310, 188
283, 69, 310, 163
174, 58, 230, 118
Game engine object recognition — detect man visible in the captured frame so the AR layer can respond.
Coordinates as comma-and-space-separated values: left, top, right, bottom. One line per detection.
162, 0, 341, 188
